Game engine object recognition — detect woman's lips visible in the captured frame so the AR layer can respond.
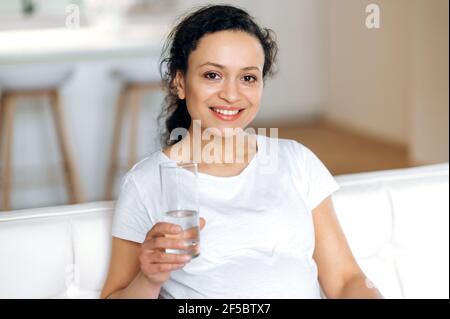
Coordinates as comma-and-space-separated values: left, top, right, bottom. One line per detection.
209, 107, 244, 121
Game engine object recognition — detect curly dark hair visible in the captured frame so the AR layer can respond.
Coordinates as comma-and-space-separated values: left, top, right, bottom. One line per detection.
157, 4, 279, 148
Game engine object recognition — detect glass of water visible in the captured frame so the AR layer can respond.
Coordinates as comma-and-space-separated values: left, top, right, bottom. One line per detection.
159, 161, 200, 258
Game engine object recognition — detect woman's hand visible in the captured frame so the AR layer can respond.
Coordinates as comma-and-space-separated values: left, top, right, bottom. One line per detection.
139, 217, 206, 286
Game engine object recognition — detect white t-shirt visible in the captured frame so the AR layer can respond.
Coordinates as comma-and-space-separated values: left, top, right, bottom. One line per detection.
111, 134, 340, 299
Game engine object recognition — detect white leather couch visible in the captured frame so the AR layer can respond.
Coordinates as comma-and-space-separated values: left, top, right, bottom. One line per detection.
1, 163, 448, 299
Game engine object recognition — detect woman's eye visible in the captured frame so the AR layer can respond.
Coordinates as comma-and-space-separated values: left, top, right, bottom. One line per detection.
243, 75, 257, 83
205, 72, 220, 80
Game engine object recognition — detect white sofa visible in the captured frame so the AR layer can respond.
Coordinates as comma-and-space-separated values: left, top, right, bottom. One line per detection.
0, 163, 448, 299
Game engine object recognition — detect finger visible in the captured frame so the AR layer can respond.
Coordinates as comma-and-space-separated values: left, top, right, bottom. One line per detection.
146, 263, 187, 274
181, 225, 200, 242
145, 236, 191, 251
145, 222, 182, 240
149, 251, 192, 264
199, 217, 206, 230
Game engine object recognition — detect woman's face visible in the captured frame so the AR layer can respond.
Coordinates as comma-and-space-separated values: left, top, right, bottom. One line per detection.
174, 30, 265, 136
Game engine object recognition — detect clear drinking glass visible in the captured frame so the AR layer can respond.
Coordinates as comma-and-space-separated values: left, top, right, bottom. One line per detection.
159, 161, 200, 258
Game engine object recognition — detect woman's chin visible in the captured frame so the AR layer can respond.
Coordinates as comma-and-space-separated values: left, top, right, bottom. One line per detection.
195, 118, 250, 139
215, 126, 246, 139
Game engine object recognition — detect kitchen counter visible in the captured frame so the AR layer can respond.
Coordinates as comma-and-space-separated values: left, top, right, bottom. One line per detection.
0, 20, 171, 65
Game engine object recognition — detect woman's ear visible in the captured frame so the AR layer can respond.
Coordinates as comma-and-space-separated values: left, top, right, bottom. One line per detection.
174, 71, 186, 100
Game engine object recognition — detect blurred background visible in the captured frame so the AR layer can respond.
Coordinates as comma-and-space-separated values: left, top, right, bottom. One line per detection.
0, 0, 448, 210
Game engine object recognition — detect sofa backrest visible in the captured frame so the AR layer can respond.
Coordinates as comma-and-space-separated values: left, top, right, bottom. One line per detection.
0, 202, 114, 299
0, 164, 448, 299
333, 163, 449, 298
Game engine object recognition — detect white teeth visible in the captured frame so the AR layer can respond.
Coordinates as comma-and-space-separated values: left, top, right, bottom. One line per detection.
212, 108, 240, 116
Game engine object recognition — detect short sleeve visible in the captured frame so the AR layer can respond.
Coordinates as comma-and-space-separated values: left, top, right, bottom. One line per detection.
111, 173, 153, 244
295, 142, 340, 211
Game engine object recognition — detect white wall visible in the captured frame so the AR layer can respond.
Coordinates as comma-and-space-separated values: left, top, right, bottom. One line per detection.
323, 0, 449, 164
323, 0, 411, 146
410, 0, 449, 164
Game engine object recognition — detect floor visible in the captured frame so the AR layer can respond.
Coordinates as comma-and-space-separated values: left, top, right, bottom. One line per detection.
254, 119, 413, 176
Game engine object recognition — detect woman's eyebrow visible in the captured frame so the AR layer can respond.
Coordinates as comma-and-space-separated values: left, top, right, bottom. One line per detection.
198, 62, 261, 71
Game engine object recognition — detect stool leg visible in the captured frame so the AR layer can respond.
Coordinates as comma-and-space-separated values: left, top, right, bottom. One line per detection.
105, 87, 128, 200
128, 87, 141, 170
0, 94, 4, 157
49, 90, 84, 204
1, 94, 16, 211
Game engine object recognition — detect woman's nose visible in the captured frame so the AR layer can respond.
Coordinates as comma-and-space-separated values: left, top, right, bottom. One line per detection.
218, 80, 240, 103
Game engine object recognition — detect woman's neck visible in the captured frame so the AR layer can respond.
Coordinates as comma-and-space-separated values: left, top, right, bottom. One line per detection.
165, 128, 258, 166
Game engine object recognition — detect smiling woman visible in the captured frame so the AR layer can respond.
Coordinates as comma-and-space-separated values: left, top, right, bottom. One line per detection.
157, 4, 278, 149
101, 4, 383, 300
172, 30, 265, 137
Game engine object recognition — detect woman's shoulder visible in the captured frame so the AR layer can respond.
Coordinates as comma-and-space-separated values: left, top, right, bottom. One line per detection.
260, 134, 310, 158
259, 134, 322, 174
123, 150, 164, 187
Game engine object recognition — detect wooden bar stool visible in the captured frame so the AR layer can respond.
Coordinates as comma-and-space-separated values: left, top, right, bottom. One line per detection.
104, 80, 163, 200
0, 65, 84, 211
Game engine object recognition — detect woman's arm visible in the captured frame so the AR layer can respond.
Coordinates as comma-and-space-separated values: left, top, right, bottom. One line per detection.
312, 196, 383, 299
100, 237, 162, 299
106, 272, 162, 299
335, 273, 383, 298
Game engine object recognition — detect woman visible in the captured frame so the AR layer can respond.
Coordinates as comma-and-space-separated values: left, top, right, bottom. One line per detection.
101, 5, 383, 299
